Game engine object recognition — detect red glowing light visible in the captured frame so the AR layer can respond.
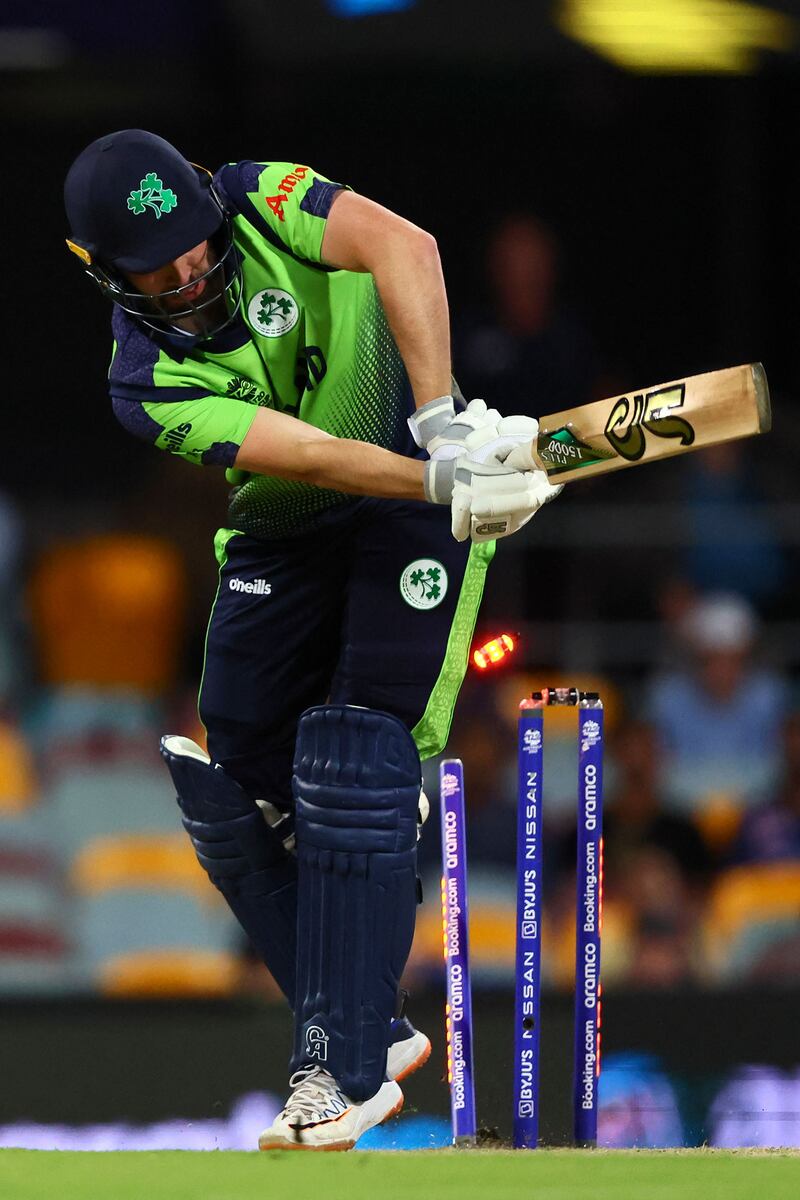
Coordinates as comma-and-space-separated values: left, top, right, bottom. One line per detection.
473, 633, 516, 670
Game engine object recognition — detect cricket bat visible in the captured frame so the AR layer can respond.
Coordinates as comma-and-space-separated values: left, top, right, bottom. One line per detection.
531, 363, 770, 483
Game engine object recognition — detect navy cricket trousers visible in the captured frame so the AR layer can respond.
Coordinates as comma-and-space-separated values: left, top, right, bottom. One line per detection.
198, 496, 493, 807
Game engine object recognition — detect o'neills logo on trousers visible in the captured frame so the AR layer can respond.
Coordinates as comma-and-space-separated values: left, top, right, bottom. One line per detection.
229, 578, 272, 595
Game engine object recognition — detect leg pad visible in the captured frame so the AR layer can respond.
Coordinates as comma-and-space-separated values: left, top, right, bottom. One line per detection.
291, 706, 421, 1101
160, 735, 298, 1004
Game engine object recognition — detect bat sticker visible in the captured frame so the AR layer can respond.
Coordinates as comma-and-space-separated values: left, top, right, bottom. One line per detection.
604, 384, 695, 461
537, 426, 615, 475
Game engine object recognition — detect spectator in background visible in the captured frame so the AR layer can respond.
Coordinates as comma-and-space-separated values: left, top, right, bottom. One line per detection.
732, 713, 800, 864
681, 444, 787, 612
453, 214, 597, 417
451, 214, 600, 626
555, 719, 710, 989
604, 720, 711, 886
646, 593, 789, 819
623, 847, 702, 988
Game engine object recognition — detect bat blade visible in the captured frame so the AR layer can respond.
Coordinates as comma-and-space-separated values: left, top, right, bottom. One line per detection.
533, 363, 770, 483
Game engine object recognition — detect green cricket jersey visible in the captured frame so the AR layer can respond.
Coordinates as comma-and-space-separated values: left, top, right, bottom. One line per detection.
109, 160, 415, 538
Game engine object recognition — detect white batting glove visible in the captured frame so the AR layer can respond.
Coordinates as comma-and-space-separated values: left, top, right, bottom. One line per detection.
407, 395, 458, 448
409, 396, 539, 464
423, 413, 539, 499
426, 399, 540, 467
464, 412, 541, 466
499, 441, 542, 472
408, 395, 502, 453
450, 459, 562, 543
424, 398, 502, 459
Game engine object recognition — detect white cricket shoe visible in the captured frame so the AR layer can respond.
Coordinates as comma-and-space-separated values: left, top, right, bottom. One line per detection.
258, 1067, 403, 1152
386, 1024, 431, 1082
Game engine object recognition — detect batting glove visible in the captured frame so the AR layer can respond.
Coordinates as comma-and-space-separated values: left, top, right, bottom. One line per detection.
446, 458, 562, 544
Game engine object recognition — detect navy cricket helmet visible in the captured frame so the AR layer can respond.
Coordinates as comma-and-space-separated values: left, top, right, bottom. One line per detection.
64, 129, 242, 339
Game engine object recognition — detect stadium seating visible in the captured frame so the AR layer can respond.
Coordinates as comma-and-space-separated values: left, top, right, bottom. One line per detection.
28, 534, 186, 693
0, 807, 75, 994
71, 832, 239, 996
704, 862, 800, 980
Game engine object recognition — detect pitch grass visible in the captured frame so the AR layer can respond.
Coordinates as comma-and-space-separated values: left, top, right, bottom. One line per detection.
2, 1148, 799, 1200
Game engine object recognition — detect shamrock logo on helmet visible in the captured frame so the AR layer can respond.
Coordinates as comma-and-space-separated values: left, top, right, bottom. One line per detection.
127, 173, 178, 219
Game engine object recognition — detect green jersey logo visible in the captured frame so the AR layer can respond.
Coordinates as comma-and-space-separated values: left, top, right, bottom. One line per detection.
399, 559, 448, 611
247, 288, 299, 338
127, 173, 179, 219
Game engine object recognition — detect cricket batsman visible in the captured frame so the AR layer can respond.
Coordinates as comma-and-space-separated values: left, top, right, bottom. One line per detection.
63, 129, 559, 1150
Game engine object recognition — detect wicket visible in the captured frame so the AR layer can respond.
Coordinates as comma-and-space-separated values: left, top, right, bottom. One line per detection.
440, 687, 604, 1149
439, 759, 478, 1144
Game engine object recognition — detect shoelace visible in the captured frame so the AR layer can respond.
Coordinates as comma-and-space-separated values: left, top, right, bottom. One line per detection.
283, 1066, 344, 1124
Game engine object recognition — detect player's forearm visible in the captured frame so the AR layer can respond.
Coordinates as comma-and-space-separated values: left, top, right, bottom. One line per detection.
235, 408, 426, 500
368, 232, 453, 407
297, 437, 426, 499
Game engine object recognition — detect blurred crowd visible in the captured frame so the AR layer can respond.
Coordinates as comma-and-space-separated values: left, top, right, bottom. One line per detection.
0, 211, 798, 1001
414, 598, 800, 992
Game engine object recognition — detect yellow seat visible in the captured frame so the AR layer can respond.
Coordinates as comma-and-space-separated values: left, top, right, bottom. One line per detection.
705, 863, 800, 978
99, 948, 239, 997
29, 534, 186, 693
0, 720, 38, 813
71, 833, 237, 996
416, 895, 517, 966
71, 832, 216, 903
692, 791, 744, 855
545, 897, 633, 989
411, 879, 633, 987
